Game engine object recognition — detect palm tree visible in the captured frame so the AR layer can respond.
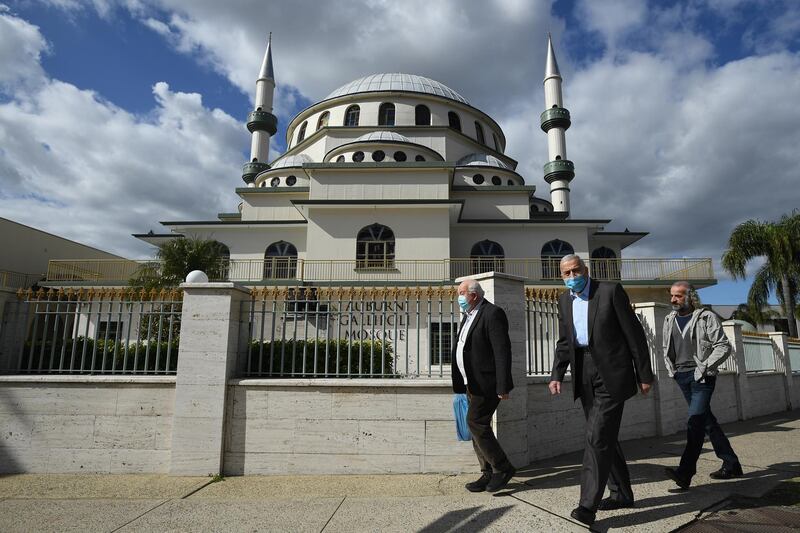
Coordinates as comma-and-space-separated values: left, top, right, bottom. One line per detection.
130, 237, 229, 289
722, 211, 800, 337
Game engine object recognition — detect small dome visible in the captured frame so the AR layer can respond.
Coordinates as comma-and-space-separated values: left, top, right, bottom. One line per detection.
270, 154, 313, 169
456, 153, 509, 169
354, 131, 412, 143
326, 73, 468, 105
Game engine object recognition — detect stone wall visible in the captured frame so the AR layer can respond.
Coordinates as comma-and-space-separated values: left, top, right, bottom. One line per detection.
224, 380, 475, 475
0, 377, 174, 474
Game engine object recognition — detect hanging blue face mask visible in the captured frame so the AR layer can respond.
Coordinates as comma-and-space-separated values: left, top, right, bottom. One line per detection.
564, 275, 587, 293
457, 295, 470, 312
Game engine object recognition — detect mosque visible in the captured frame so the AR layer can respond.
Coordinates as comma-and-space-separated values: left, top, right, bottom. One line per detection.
129, 35, 714, 301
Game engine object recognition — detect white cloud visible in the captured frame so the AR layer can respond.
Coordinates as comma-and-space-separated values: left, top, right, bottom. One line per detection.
0, 9, 248, 258
0, 5, 47, 89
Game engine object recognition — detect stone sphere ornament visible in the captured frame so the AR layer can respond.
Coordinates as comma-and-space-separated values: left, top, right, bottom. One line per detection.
185, 270, 209, 283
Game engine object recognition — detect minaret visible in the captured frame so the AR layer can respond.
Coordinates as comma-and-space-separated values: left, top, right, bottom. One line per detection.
540, 34, 574, 214
241, 34, 278, 186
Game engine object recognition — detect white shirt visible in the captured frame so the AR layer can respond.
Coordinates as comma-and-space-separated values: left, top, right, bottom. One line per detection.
456, 300, 483, 385
571, 278, 591, 348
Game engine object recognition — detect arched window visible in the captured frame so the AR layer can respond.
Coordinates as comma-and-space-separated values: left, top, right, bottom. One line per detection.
378, 103, 395, 126
591, 246, 619, 280
264, 241, 298, 279
356, 223, 395, 269
475, 122, 485, 145
493, 133, 501, 152
316, 111, 329, 130
415, 104, 431, 125
297, 121, 307, 143
208, 241, 230, 281
541, 239, 574, 279
344, 105, 360, 126
448, 111, 461, 131
470, 239, 505, 274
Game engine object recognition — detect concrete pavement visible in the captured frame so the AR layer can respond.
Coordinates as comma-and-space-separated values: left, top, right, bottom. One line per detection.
1, 411, 798, 532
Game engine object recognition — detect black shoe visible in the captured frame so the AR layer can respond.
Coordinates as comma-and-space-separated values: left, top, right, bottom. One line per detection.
597, 496, 635, 510
570, 506, 596, 526
486, 466, 516, 492
709, 464, 743, 479
664, 467, 691, 489
465, 472, 492, 492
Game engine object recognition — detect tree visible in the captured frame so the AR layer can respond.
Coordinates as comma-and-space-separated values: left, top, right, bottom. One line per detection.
130, 237, 229, 289
722, 211, 800, 338
728, 302, 778, 327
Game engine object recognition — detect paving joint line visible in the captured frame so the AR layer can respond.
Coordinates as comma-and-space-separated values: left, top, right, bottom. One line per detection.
319, 495, 346, 533
109, 498, 171, 532
506, 479, 588, 528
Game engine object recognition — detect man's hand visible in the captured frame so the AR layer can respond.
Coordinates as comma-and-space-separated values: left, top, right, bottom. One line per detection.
548, 381, 561, 395
497, 393, 510, 400
639, 382, 652, 395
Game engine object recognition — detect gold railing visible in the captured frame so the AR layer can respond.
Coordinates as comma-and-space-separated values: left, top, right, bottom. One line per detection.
47, 257, 714, 284
46, 259, 161, 282
0, 270, 43, 289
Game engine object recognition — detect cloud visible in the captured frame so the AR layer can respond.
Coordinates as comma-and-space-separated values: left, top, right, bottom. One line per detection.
2, 0, 800, 276
0, 5, 48, 89
0, 9, 248, 258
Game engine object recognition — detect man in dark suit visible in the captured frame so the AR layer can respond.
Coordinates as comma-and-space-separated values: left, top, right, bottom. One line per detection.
549, 255, 654, 526
451, 278, 516, 493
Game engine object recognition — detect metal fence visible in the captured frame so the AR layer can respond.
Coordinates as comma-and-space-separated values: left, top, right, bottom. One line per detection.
4, 288, 181, 375
742, 333, 776, 373
788, 341, 800, 374
238, 286, 461, 378
0, 270, 42, 289
525, 288, 561, 376
47, 257, 716, 284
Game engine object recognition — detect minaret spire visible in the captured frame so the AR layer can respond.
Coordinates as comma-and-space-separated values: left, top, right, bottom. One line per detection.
242, 34, 278, 186
540, 34, 574, 215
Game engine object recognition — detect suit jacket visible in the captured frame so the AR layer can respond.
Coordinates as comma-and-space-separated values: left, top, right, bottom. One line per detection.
550, 279, 653, 402
451, 300, 514, 398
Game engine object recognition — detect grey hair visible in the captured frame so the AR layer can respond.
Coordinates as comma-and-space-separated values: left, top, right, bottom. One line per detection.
559, 254, 585, 267
672, 281, 702, 309
464, 279, 485, 297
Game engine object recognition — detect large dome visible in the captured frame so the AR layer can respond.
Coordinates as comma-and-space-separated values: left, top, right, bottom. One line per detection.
270, 153, 313, 169
325, 73, 469, 105
354, 131, 412, 143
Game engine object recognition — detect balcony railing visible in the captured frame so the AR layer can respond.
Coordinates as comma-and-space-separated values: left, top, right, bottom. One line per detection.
46, 257, 714, 285
0, 270, 43, 289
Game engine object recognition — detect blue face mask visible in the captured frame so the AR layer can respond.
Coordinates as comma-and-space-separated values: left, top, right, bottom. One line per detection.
457, 295, 470, 312
564, 275, 587, 293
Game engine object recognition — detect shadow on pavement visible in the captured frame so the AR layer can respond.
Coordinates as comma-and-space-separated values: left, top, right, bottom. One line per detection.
417, 504, 514, 533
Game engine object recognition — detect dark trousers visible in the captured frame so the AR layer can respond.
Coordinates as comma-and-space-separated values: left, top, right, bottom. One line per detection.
467, 392, 512, 473
674, 371, 740, 478
578, 353, 633, 510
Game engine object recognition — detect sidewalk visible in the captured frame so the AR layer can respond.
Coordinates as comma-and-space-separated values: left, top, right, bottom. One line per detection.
1, 411, 798, 532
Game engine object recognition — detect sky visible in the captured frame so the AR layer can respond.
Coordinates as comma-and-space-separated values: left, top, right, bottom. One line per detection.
0, 0, 798, 304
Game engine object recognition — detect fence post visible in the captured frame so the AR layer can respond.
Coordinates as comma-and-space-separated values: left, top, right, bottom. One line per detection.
722, 320, 751, 420
169, 280, 250, 475
0, 289, 26, 372
633, 302, 682, 436
768, 332, 793, 410
456, 271, 528, 468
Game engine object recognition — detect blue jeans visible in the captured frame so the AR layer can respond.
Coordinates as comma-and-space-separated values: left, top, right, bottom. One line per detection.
674, 371, 740, 478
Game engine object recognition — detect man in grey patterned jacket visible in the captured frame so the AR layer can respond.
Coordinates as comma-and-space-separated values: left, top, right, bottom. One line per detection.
662, 281, 743, 489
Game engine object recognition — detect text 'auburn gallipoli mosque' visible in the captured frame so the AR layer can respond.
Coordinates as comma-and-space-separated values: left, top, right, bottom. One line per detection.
130, 35, 715, 300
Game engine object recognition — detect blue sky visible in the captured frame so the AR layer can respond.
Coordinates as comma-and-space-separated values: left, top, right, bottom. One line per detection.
1, 0, 799, 305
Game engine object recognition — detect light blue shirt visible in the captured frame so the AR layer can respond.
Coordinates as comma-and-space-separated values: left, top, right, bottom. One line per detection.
571, 278, 591, 347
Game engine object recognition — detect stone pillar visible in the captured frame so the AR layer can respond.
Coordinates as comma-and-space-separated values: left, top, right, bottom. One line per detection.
768, 332, 793, 410
723, 320, 751, 420
633, 302, 683, 436
0, 289, 26, 372
456, 272, 528, 468
170, 282, 250, 475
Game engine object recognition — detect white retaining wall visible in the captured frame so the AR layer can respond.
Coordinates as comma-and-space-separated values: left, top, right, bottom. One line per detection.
224, 380, 475, 475
0, 376, 175, 474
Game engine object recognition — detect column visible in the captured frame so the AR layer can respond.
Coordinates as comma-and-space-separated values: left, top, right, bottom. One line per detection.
723, 320, 751, 420
633, 302, 683, 436
170, 281, 250, 475
456, 271, 528, 468
768, 331, 794, 410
